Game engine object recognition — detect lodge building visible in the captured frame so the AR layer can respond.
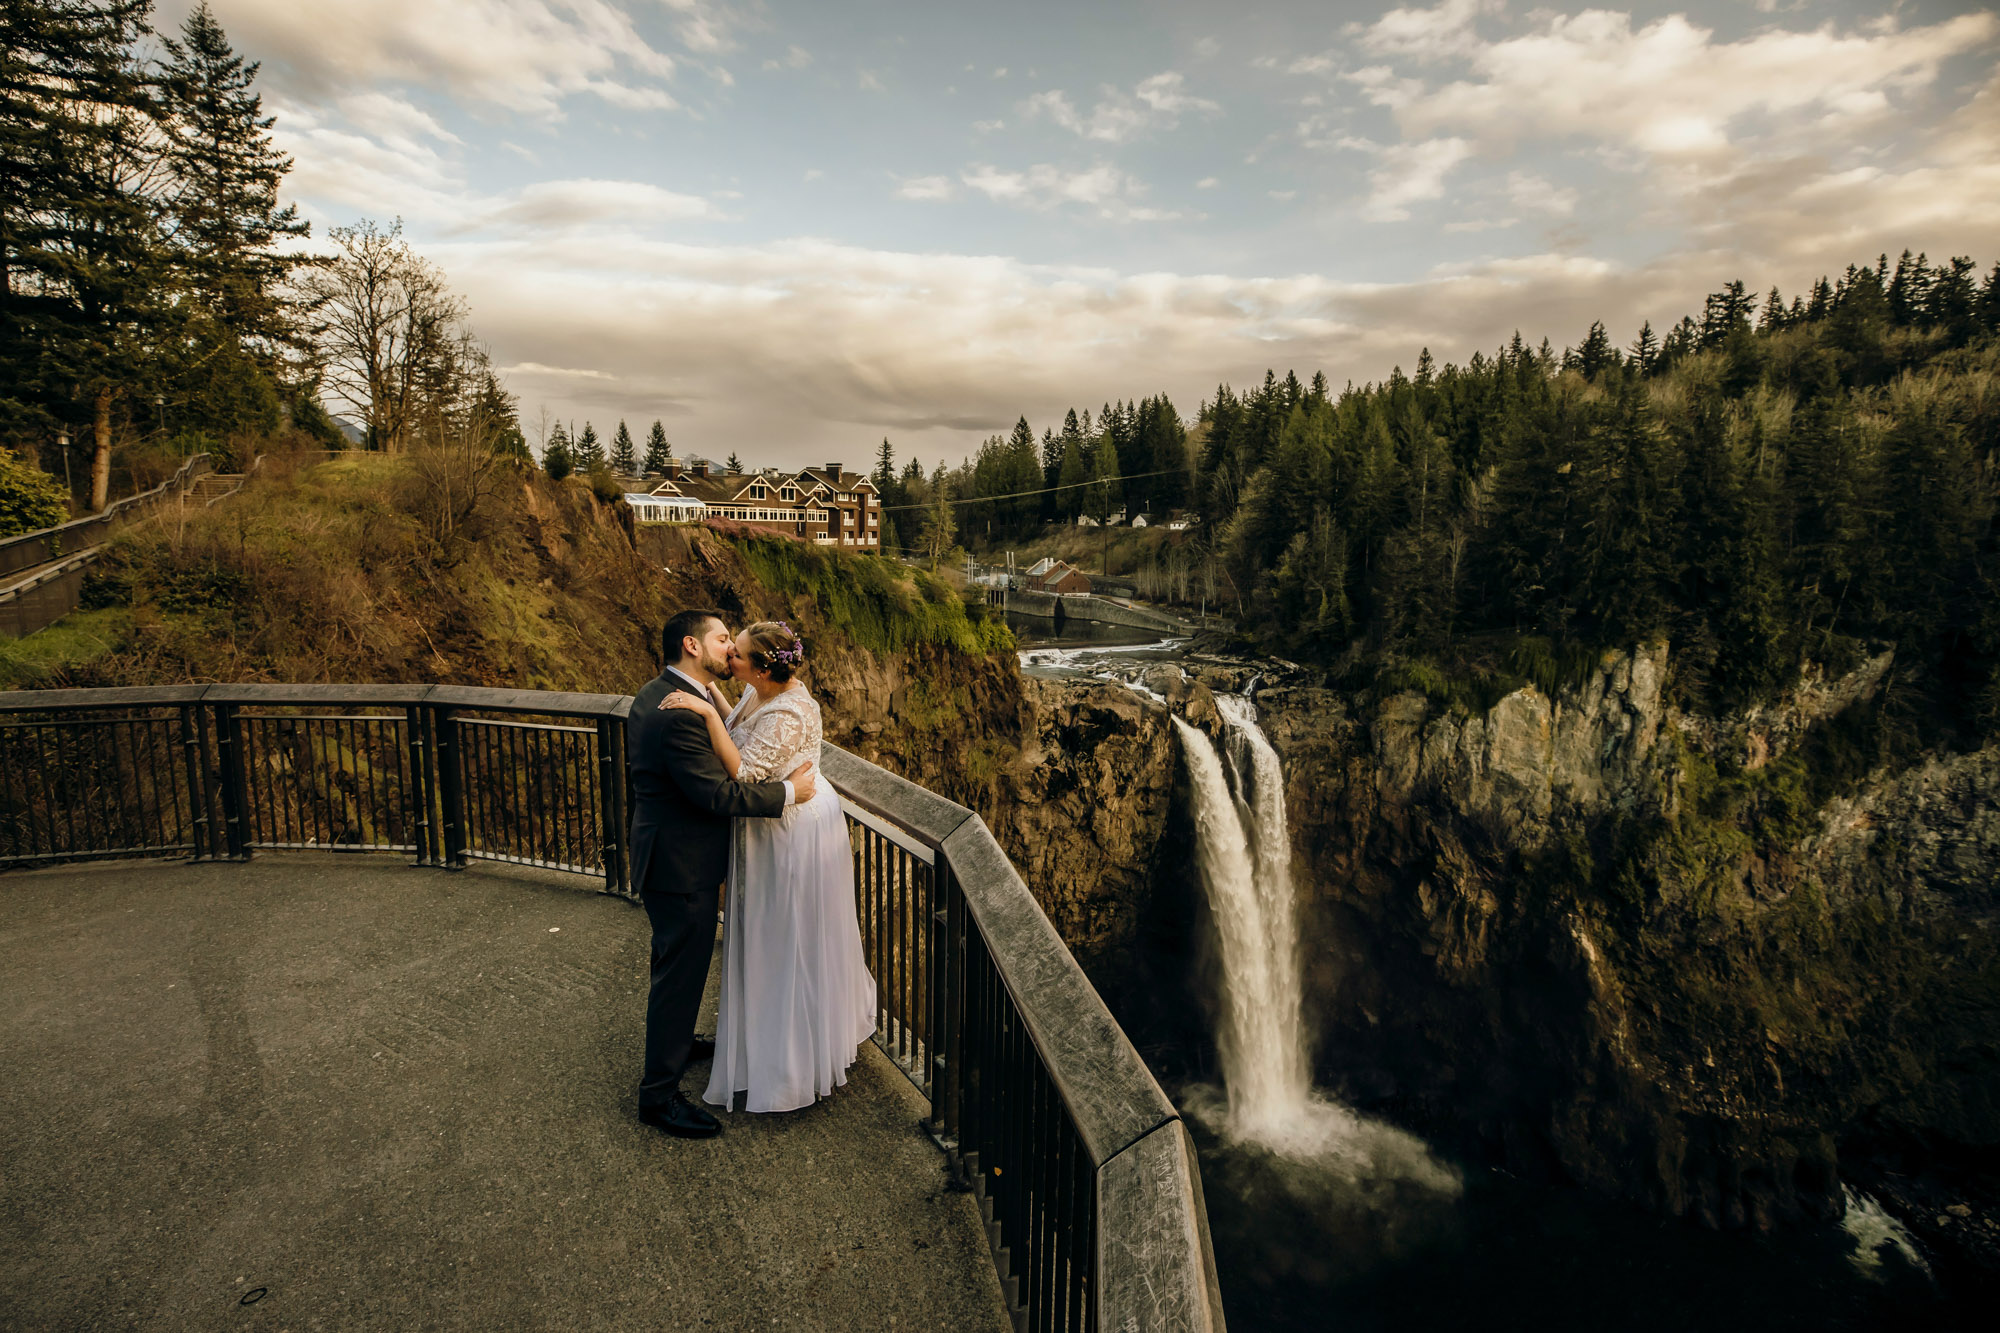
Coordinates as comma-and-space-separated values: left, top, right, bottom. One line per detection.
627, 459, 881, 549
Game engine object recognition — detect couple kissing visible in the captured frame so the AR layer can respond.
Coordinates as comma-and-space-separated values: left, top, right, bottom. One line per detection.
624, 610, 876, 1139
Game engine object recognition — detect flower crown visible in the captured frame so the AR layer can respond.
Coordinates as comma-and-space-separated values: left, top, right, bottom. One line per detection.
764, 621, 805, 667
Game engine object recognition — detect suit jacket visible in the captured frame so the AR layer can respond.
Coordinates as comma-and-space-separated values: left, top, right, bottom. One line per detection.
626, 668, 786, 895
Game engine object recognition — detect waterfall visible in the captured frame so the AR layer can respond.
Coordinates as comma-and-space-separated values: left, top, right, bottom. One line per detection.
1176, 694, 1460, 1190
1174, 700, 1309, 1140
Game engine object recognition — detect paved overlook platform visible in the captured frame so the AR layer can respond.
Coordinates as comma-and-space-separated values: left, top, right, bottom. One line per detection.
0, 856, 1010, 1332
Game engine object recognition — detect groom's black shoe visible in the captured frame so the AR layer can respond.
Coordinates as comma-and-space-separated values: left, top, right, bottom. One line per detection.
689, 1036, 716, 1062
640, 1090, 721, 1139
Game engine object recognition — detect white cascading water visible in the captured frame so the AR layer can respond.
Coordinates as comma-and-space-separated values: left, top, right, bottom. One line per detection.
1174, 699, 1309, 1141
1176, 692, 1459, 1190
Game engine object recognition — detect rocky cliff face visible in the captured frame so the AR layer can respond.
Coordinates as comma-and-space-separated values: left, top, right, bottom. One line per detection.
979, 645, 1999, 1236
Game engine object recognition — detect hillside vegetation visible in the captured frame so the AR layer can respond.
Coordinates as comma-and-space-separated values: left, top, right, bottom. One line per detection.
2, 445, 1010, 704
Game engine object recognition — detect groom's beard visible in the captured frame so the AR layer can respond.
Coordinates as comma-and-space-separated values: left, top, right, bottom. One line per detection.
697, 646, 731, 680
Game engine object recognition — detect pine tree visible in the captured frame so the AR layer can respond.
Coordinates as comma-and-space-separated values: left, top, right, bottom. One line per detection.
1757, 287, 1786, 332
543, 422, 574, 480
1085, 423, 1121, 528
918, 468, 956, 570
573, 422, 603, 471
609, 419, 636, 473
1629, 321, 1659, 376
1576, 321, 1614, 379
0, 0, 162, 501
158, 4, 306, 347
1146, 396, 1188, 512
643, 420, 670, 474
725, 450, 742, 472
1886, 250, 1930, 325
1057, 432, 1089, 522
1002, 417, 1038, 536
1699, 280, 1754, 347
1979, 263, 2000, 333
874, 436, 895, 489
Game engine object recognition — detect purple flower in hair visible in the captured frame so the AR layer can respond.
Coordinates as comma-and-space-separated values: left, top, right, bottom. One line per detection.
769, 621, 805, 666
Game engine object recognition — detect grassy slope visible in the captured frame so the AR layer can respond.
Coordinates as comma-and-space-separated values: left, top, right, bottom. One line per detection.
3, 450, 1014, 708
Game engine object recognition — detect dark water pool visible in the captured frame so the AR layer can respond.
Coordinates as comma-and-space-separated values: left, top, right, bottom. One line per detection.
1189, 1116, 1953, 1333
1001, 609, 1168, 650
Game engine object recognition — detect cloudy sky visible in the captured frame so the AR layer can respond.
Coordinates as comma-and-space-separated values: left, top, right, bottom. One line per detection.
162, 0, 2000, 470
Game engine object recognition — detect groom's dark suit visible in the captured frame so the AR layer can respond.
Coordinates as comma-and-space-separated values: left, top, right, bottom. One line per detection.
627, 666, 788, 1111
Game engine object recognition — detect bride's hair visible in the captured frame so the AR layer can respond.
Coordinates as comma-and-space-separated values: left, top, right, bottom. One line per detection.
741, 620, 804, 682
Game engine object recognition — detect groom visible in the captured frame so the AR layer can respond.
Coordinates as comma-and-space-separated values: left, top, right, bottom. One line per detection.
627, 608, 816, 1138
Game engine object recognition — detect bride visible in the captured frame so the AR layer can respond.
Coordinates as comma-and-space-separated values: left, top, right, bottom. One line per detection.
661, 620, 876, 1113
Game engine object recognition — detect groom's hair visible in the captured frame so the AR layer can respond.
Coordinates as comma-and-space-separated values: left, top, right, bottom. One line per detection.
662, 608, 724, 665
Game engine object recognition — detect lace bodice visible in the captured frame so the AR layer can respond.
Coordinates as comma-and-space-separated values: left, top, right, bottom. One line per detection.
725, 686, 823, 783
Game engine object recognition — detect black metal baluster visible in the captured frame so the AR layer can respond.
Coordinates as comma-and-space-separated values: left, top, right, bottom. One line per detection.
515, 723, 535, 863
194, 704, 220, 860
31, 724, 65, 856
215, 704, 251, 860
143, 718, 170, 852
435, 707, 465, 868
465, 721, 486, 858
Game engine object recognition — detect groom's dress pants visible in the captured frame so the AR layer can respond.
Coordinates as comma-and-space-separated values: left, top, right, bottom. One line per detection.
639, 885, 718, 1109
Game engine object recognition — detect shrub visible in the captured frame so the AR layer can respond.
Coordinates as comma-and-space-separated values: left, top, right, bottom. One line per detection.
0, 448, 70, 536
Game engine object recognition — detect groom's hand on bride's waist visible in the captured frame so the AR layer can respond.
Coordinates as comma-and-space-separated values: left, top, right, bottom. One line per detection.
786, 760, 817, 805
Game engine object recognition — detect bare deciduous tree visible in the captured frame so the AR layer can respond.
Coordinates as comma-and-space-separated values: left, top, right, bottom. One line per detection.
297, 218, 462, 452
406, 332, 517, 560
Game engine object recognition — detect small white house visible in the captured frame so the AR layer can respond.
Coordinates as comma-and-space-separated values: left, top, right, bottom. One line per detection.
625, 493, 707, 524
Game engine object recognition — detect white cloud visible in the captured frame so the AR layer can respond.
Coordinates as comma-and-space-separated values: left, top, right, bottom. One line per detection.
182, 0, 680, 117
1362, 136, 1473, 221
959, 163, 1177, 220
658, 0, 739, 56
761, 44, 812, 72
1196, 176, 1220, 189
858, 69, 886, 92
896, 175, 957, 202
502, 361, 614, 381
430, 232, 1943, 466
1351, 0, 1503, 62
476, 179, 721, 232
1389, 10, 2000, 161
1022, 71, 1220, 143
1504, 170, 1577, 217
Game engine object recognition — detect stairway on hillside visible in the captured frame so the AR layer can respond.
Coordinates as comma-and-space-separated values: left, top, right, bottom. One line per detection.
3, 456, 251, 639
183, 470, 249, 506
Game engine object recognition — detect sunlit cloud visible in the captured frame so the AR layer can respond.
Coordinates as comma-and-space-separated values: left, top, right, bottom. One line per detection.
1022, 71, 1221, 142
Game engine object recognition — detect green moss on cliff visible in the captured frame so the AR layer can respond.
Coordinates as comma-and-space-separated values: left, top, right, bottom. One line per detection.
733, 536, 1013, 657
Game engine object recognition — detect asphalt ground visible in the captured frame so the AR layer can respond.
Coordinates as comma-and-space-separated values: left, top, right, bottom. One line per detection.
0, 855, 1009, 1332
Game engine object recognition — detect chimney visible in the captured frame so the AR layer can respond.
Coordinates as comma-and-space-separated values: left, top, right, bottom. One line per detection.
694, 461, 711, 478
826, 462, 844, 480
663, 455, 681, 479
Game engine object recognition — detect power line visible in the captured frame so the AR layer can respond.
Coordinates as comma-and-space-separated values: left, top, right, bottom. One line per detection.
878, 467, 1188, 514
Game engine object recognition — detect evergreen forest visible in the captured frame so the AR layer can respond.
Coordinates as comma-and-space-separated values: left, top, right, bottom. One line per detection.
1189, 261, 2000, 742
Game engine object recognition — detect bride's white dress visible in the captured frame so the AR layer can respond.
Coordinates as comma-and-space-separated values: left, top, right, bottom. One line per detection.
702, 684, 877, 1113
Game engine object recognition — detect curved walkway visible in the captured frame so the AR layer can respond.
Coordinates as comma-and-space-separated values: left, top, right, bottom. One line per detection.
0, 856, 1009, 1331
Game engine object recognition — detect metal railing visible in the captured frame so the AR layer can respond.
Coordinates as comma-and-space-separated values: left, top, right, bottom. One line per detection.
0, 453, 214, 579
1, 454, 218, 639
0, 683, 1223, 1333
